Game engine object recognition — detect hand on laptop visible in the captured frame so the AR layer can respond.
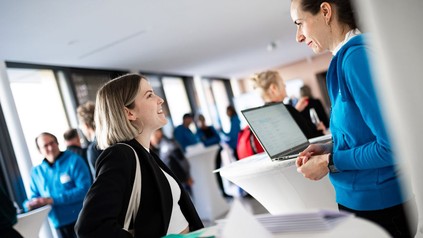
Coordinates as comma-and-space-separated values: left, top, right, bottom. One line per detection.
296, 154, 329, 181
296, 151, 314, 167
296, 143, 332, 180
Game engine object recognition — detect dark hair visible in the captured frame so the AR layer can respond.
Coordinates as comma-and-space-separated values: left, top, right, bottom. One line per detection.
299, 0, 357, 29
183, 113, 193, 120
63, 128, 79, 141
35, 132, 58, 150
300, 85, 313, 98
226, 105, 237, 117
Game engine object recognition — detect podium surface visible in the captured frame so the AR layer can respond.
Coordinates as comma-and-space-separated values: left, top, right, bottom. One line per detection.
185, 144, 230, 221
14, 205, 51, 238
219, 153, 337, 214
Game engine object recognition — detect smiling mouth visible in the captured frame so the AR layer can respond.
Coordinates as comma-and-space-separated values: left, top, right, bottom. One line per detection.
307, 41, 313, 47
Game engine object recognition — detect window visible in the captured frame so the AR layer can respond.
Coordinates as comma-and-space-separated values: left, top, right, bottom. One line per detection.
162, 77, 193, 133
7, 68, 70, 166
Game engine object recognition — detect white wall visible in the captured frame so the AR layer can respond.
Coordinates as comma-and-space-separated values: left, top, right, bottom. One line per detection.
355, 0, 423, 236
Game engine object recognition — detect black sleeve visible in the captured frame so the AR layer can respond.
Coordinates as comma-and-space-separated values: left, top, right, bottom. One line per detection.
286, 105, 323, 139
87, 141, 103, 175
0, 187, 17, 230
313, 99, 330, 128
75, 145, 135, 238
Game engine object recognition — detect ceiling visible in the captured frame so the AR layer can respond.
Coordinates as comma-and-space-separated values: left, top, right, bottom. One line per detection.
0, 0, 315, 79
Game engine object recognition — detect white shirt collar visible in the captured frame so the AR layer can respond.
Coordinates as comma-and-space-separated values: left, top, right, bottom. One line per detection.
332, 29, 361, 55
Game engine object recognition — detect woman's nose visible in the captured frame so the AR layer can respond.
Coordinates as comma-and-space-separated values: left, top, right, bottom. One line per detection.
296, 30, 305, 43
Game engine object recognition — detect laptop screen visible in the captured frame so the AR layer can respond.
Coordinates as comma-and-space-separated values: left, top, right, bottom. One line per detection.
241, 102, 309, 159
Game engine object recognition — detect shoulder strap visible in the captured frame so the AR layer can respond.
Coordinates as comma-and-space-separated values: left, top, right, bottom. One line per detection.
118, 143, 142, 232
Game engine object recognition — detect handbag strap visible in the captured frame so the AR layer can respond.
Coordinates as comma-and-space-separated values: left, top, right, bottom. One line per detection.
119, 143, 142, 232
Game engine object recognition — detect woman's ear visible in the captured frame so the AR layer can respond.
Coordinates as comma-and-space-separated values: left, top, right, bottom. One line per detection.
269, 83, 279, 94
320, 2, 332, 24
125, 107, 137, 121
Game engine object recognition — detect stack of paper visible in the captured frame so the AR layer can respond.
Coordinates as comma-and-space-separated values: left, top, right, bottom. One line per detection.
216, 209, 353, 234
254, 210, 353, 233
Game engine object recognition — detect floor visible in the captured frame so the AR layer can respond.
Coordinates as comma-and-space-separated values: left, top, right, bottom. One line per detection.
201, 147, 270, 227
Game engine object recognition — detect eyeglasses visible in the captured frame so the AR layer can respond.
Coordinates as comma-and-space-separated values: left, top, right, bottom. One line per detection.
41, 141, 57, 149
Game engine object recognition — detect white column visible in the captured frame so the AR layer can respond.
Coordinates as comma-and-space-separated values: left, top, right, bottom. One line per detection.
0, 61, 32, 194
355, 0, 423, 236
0, 61, 55, 238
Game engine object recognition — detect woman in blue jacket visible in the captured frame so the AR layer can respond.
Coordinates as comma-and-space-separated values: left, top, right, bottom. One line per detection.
290, 0, 417, 237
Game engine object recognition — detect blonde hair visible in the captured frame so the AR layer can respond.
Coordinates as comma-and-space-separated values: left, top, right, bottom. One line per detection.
95, 73, 146, 149
250, 70, 281, 99
77, 101, 96, 129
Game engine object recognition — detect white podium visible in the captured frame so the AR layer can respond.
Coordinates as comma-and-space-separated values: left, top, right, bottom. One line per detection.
219, 153, 337, 214
14, 205, 51, 238
185, 144, 230, 221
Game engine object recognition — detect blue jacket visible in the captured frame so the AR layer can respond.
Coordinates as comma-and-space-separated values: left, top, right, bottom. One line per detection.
24, 151, 92, 228
173, 125, 200, 152
196, 126, 221, 147
327, 34, 411, 210
222, 115, 241, 150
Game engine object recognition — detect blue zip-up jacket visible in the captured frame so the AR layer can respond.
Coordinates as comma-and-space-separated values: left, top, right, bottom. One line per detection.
222, 115, 241, 151
173, 125, 200, 152
327, 34, 411, 210
24, 151, 92, 228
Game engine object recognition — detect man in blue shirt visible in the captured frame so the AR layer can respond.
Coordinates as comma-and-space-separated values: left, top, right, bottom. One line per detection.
23, 132, 91, 238
173, 113, 200, 152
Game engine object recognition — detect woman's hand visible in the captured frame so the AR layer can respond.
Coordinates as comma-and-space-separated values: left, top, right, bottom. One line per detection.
295, 143, 332, 178
296, 151, 313, 167
297, 154, 330, 181
299, 143, 329, 157
296, 144, 324, 167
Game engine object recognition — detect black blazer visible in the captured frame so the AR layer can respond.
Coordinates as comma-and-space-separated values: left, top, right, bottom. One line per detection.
300, 98, 330, 128
75, 139, 203, 237
263, 101, 322, 139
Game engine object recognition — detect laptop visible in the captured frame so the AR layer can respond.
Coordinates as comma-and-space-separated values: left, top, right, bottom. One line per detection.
241, 102, 310, 161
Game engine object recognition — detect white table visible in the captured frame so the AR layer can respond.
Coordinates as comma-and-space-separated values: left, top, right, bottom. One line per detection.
14, 205, 51, 238
219, 153, 337, 214
185, 144, 230, 221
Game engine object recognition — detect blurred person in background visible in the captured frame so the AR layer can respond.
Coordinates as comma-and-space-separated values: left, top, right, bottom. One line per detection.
173, 113, 201, 153
298, 85, 329, 129
251, 70, 324, 138
77, 101, 103, 178
24, 132, 91, 238
151, 128, 193, 195
221, 105, 241, 160
63, 128, 89, 169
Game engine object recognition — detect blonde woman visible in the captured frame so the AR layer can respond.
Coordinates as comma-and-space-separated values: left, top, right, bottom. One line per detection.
75, 74, 203, 237
251, 70, 323, 139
